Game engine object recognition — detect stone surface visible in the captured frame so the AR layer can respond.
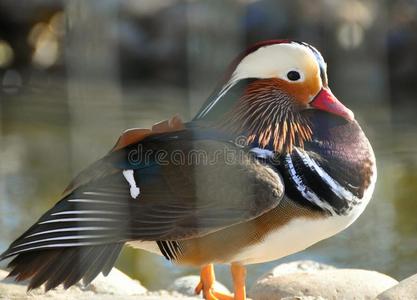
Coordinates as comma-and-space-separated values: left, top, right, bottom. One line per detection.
78, 268, 147, 295
250, 261, 398, 300
1, 262, 406, 300
281, 297, 327, 300
168, 275, 230, 298
256, 260, 335, 282
376, 273, 417, 300
0, 268, 198, 300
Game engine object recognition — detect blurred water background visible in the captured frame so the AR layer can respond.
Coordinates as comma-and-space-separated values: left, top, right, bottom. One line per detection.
0, 0, 416, 290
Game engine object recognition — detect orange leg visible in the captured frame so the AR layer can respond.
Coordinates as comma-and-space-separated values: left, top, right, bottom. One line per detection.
231, 263, 246, 300
194, 264, 247, 300
195, 264, 233, 300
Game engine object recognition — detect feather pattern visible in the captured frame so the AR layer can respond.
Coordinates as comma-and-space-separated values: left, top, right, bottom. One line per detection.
0, 129, 284, 290
270, 111, 375, 216
0, 129, 284, 260
219, 78, 312, 153
5, 243, 124, 291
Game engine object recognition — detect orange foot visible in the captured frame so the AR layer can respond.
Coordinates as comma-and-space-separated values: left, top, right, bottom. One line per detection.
195, 263, 246, 300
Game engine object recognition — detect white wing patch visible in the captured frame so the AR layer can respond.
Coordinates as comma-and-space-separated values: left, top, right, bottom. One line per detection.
123, 169, 140, 199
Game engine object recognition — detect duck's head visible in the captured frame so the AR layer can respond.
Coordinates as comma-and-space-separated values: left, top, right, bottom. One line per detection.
194, 40, 354, 152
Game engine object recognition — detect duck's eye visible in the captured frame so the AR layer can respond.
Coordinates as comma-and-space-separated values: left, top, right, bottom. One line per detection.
287, 71, 301, 81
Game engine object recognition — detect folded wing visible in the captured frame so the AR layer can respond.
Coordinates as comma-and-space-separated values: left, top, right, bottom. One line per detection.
1, 125, 284, 260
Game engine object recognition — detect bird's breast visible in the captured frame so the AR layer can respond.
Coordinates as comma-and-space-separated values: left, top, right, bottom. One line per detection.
229, 194, 372, 265
228, 117, 377, 264
271, 114, 376, 216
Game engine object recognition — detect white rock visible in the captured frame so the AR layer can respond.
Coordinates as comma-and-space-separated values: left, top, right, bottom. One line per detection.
1, 268, 200, 300
250, 262, 398, 300
168, 275, 230, 298
147, 289, 200, 299
0, 268, 94, 299
281, 297, 327, 300
256, 260, 335, 282
79, 268, 147, 295
376, 273, 417, 300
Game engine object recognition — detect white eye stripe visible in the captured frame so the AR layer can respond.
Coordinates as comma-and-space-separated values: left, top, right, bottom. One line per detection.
195, 42, 324, 120
232, 43, 318, 84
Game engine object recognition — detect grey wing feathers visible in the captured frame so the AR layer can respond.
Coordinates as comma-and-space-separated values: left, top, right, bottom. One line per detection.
6, 243, 124, 291
0, 140, 284, 259
0, 130, 284, 292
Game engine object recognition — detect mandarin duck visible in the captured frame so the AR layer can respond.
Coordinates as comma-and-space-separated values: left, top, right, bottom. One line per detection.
0, 40, 376, 300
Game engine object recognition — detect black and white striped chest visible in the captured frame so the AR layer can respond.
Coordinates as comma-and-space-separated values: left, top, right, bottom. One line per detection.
250, 145, 376, 216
